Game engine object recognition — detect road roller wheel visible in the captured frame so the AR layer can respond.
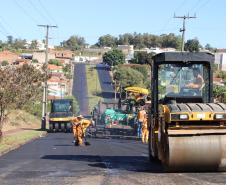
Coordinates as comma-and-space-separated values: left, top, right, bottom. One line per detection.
60, 123, 66, 132
66, 123, 72, 133
149, 119, 159, 162
49, 122, 53, 133
164, 134, 226, 171
157, 116, 169, 164
149, 130, 158, 161
54, 123, 59, 132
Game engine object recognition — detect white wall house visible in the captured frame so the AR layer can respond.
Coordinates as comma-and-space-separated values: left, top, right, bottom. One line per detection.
215, 53, 226, 71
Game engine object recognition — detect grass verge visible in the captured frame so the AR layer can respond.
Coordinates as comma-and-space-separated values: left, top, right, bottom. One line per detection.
86, 64, 102, 112
0, 130, 46, 155
0, 109, 46, 155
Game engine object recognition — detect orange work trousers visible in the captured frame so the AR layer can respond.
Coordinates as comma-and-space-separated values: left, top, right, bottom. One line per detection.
72, 125, 84, 145
142, 126, 149, 144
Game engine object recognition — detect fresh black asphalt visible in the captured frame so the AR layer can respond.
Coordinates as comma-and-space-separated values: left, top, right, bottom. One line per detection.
96, 64, 115, 100
0, 133, 151, 184
72, 63, 89, 115
1, 133, 226, 185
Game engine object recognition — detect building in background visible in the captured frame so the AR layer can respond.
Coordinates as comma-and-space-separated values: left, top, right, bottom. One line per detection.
33, 51, 55, 63
47, 76, 67, 99
55, 50, 74, 64
117, 45, 134, 62
215, 49, 226, 71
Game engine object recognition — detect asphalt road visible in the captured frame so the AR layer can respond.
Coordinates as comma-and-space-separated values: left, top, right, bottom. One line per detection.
72, 63, 89, 115
96, 64, 115, 100
1, 133, 226, 185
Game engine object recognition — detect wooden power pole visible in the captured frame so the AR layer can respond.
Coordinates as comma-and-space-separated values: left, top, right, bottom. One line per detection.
174, 14, 196, 51
38, 24, 57, 130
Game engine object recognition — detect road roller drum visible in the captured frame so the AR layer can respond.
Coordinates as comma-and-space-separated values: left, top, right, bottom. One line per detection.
166, 132, 226, 171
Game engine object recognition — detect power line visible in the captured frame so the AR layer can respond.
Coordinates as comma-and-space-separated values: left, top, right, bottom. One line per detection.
14, 0, 39, 24
160, 0, 187, 32
174, 14, 197, 51
188, 0, 203, 13
193, 0, 211, 13
0, 16, 18, 37
0, 29, 8, 37
37, 0, 58, 25
27, 0, 52, 24
0, 22, 10, 35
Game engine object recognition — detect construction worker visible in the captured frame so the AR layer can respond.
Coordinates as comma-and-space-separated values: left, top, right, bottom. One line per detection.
141, 116, 149, 144
137, 107, 147, 138
186, 68, 204, 89
71, 115, 92, 146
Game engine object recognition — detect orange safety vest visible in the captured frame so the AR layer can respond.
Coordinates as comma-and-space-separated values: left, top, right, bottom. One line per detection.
138, 110, 146, 122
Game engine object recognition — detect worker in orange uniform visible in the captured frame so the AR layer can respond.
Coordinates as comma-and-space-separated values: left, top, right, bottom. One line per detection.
71, 115, 92, 146
186, 68, 204, 89
137, 107, 147, 138
141, 116, 149, 144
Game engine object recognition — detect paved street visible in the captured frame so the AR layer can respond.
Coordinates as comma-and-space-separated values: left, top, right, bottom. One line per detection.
72, 63, 89, 115
96, 64, 115, 100
1, 133, 226, 185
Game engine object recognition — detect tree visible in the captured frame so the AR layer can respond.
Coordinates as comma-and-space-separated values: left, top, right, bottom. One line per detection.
62, 35, 86, 50
7, 35, 13, 45
130, 52, 153, 65
1, 60, 9, 66
131, 65, 150, 80
213, 85, 226, 98
63, 63, 72, 79
118, 33, 134, 45
31, 59, 38, 63
103, 49, 125, 66
215, 71, 226, 80
205, 43, 217, 53
184, 39, 200, 52
160, 33, 181, 49
13, 39, 27, 50
0, 64, 45, 137
96, 34, 118, 47
30, 40, 38, 50
114, 67, 145, 87
48, 59, 63, 66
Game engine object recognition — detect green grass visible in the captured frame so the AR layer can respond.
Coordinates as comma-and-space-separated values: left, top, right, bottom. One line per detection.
86, 64, 102, 112
0, 130, 46, 154
0, 109, 46, 155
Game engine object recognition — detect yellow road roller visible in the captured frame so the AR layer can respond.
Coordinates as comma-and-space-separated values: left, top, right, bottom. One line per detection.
49, 99, 74, 132
149, 52, 226, 171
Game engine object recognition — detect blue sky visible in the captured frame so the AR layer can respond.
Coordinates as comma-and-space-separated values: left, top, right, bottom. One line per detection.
0, 0, 225, 48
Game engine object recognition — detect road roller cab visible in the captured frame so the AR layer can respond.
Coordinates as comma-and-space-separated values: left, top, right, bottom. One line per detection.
149, 52, 226, 171
49, 99, 74, 132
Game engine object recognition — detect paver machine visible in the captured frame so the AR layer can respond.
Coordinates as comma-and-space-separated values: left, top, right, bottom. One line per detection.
49, 99, 74, 132
149, 52, 226, 171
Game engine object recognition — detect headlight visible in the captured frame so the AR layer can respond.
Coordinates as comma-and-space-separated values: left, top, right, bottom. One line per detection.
215, 114, 226, 119
179, 114, 188, 120
171, 114, 188, 120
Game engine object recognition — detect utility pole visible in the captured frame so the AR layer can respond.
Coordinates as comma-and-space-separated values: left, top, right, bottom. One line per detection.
38, 24, 57, 130
174, 14, 196, 51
